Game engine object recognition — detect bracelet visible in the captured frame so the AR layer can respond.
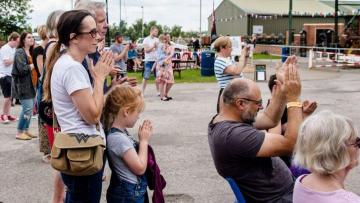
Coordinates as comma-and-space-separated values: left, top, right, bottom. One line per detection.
287, 101, 302, 108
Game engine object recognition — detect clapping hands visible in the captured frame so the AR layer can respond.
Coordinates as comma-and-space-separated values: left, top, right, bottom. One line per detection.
272, 56, 301, 102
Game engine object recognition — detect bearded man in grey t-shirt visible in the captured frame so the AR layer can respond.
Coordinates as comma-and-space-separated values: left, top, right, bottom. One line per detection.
110, 32, 129, 76
208, 56, 303, 203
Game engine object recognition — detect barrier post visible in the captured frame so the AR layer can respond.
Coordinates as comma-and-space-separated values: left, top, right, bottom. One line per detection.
308, 49, 313, 69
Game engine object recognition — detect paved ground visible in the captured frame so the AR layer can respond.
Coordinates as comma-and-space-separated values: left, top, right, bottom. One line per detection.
1, 60, 360, 203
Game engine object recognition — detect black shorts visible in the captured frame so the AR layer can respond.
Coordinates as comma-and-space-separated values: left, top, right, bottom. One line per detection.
0, 76, 12, 98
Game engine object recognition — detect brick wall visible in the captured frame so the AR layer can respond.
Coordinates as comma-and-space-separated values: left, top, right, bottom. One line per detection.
303, 23, 345, 46
254, 44, 282, 56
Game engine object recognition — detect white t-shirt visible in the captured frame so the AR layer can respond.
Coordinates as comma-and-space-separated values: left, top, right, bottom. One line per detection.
214, 56, 243, 88
0, 43, 16, 77
51, 54, 101, 136
143, 36, 159, 61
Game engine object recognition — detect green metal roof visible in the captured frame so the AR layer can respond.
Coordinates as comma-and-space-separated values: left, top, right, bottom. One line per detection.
225, 0, 360, 15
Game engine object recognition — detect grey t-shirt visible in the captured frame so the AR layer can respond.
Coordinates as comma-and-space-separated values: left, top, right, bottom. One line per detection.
110, 43, 126, 73
107, 129, 138, 184
208, 117, 294, 203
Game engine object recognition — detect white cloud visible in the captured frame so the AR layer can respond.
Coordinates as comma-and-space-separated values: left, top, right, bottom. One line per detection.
29, 0, 220, 31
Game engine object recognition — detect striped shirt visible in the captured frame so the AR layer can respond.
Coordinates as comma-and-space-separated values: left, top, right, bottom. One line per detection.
214, 57, 243, 88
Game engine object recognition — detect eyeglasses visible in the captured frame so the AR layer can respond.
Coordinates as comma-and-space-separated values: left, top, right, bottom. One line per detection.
238, 98, 263, 107
349, 137, 360, 148
77, 28, 98, 38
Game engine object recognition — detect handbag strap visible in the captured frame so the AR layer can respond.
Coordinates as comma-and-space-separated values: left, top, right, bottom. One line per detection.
52, 109, 60, 132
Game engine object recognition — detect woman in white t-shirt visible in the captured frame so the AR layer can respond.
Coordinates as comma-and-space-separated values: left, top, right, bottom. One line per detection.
42, 10, 114, 203
213, 36, 249, 113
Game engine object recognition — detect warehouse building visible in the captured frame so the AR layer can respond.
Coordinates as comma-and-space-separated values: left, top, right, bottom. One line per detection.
208, 0, 359, 37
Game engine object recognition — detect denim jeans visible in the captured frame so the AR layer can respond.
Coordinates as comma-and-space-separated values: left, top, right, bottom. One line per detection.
17, 99, 34, 131
106, 175, 147, 203
61, 169, 104, 203
143, 61, 156, 80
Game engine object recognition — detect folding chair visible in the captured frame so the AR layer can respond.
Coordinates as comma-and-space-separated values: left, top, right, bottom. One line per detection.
225, 177, 247, 203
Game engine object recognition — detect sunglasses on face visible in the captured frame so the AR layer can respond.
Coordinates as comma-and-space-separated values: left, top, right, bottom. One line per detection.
238, 98, 263, 107
77, 28, 98, 38
350, 137, 360, 148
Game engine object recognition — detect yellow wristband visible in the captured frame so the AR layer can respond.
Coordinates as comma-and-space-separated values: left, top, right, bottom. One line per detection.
287, 102, 302, 108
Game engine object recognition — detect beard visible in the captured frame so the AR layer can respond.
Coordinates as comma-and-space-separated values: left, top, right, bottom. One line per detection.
242, 110, 257, 125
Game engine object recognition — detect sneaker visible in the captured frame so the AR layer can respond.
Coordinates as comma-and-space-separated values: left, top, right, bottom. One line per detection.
16, 133, 32, 140
25, 132, 38, 138
42, 154, 51, 164
1, 115, 10, 124
7, 115, 16, 121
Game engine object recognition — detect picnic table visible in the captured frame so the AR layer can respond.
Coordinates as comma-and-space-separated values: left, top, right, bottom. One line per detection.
172, 59, 196, 78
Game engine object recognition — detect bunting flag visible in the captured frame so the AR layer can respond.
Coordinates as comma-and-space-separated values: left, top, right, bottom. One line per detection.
211, 0, 217, 42
213, 10, 352, 22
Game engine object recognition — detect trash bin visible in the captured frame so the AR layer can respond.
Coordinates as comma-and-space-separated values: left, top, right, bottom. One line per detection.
201, 51, 215, 76
281, 47, 289, 62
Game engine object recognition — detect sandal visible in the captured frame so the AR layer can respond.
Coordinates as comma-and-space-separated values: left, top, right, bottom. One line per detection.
165, 96, 173, 100
161, 97, 170, 101
16, 133, 32, 140
25, 132, 38, 138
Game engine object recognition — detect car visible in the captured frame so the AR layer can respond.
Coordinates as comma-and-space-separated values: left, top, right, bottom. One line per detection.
32, 33, 42, 45
136, 37, 188, 52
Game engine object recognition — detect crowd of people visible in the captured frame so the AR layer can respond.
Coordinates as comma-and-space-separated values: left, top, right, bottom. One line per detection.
210, 36, 360, 203
0, 1, 165, 202
0, 0, 359, 203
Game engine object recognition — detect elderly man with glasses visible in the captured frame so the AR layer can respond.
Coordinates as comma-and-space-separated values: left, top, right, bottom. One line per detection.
208, 56, 303, 203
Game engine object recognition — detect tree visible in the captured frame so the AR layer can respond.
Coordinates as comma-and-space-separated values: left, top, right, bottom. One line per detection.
131, 19, 144, 38
119, 20, 127, 35
0, 0, 33, 40
181, 31, 198, 38
163, 25, 171, 34
143, 20, 162, 37
170, 25, 182, 38
108, 20, 128, 43
107, 20, 201, 42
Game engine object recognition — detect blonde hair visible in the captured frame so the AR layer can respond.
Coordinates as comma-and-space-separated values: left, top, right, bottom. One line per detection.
46, 10, 64, 38
102, 85, 145, 131
43, 42, 61, 102
293, 110, 358, 175
213, 36, 231, 52
37, 25, 47, 40
159, 34, 166, 43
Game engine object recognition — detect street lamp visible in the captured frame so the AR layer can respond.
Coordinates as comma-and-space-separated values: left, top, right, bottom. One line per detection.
200, 0, 202, 34
120, 0, 122, 24
141, 5, 144, 37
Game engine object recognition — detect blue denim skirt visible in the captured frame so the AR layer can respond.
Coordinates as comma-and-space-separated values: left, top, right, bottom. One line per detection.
106, 175, 147, 203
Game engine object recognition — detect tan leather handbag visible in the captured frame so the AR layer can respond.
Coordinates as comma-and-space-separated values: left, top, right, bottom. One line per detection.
50, 132, 105, 176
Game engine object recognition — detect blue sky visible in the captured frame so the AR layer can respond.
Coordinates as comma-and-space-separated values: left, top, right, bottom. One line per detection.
29, 0, 221, 32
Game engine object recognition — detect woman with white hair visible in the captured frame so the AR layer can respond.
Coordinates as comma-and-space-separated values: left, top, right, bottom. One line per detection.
293, 110, 360, 203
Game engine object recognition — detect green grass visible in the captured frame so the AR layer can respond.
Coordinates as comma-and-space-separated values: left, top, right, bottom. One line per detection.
127, 69, 217, 84
253, 53, 281, 60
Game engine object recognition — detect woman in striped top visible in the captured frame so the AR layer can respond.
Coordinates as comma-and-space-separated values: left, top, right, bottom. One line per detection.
213, 36, 249, 112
